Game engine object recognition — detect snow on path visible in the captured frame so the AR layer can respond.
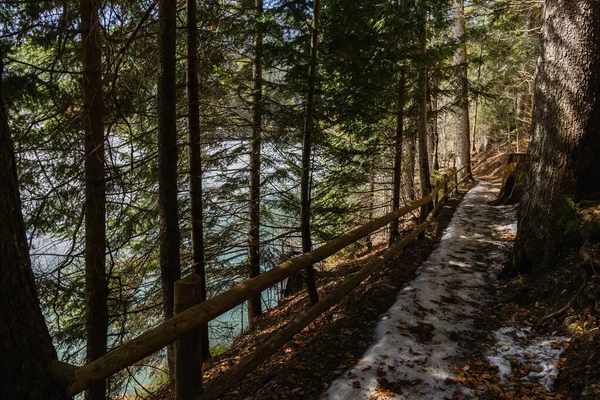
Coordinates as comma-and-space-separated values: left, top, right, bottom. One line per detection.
324, 180, 517, 400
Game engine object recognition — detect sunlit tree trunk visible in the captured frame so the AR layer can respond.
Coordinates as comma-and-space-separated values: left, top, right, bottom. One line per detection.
453, 0, 471, 178
158, 0, 181, 376
0, 57, 66, 400
515, 0, 600, 273
80, 1, 108, 398
248, 0, 264, 320
300, 0, 321, 305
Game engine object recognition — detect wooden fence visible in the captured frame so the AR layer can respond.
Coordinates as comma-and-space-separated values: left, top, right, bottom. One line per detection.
50, 167, 469, 399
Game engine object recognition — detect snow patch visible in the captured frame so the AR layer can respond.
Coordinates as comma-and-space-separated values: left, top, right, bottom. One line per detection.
486, 326, 568, 391
324, 180, 517, 400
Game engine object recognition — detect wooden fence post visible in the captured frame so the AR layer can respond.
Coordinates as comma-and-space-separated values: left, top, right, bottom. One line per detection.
175, 274, 203, 400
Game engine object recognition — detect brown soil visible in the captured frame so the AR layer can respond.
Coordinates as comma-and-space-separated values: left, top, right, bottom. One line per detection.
150, 184, 475, 400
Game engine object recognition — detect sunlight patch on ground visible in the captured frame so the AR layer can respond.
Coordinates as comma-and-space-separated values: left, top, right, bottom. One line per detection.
324, 181, 518, 400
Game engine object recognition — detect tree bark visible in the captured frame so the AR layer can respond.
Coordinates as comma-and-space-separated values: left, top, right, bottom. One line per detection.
514, 0, 600, 273
0, 55, 66, 400
158, 0, 181, 376
389, 71, 406, 246
300, 0, 321, 305
453, 0, 471, 179
80, 1, 108, 398
404, 134, 416, 201
248, 0, 264, 321
472, 45, 483, 153
417, 5, 432, 222
187, 0, 209, 359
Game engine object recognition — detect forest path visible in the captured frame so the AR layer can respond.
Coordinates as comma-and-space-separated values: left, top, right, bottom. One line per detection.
324, 180, 517, 400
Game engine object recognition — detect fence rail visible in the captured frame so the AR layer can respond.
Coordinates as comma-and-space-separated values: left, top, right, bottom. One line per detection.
50, 167, 468, 399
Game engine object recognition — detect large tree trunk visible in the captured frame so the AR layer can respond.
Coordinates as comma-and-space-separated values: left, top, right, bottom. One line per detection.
514, 0, 600, 273
187, 0, 209, 359
417, 5, 432, 220
453, 0, 471, 178
158, 0, 181, 376
248, 0, 263, 321
300, 0, 321, 306
0, 56, 66, 400
80, 1, 108, 398
389, 71, 406, 246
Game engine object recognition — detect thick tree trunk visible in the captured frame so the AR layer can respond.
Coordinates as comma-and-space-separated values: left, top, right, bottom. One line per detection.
389, 71, 406, 246
514, 0, 600, 273
80, 1, 108, 398
187, 0, 209, 359
300, 0, 321, 305
248, 0, 263, 321
0, 57, 66, 400
158, 0, 181, 376
453, 0, 471, 179
417, 7, 432, 221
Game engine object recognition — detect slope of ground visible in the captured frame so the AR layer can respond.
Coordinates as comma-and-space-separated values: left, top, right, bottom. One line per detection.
492, 201, 600, 400
149, 184, 474, 400
325, 180, 523, 400
468, 141, 600, 400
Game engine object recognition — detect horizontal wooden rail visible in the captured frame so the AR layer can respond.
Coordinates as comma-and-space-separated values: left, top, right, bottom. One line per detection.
51, 167, 468, 396
60, 178, 447, 395
197, 171, 469, 400
196, 221, 431, 400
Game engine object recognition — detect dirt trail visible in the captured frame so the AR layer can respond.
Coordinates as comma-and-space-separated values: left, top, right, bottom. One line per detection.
324, 180, 517, 400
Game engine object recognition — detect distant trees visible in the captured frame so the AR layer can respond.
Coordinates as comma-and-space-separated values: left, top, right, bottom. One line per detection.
514, 0, 600, 273
0, 56, 66, 400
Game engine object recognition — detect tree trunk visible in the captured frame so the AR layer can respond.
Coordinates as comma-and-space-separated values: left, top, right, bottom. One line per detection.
248, 0, 264, 321
158, 0, 181, 376
472, 44, 483, 153
187, 0, 209, 360
453, 0, 471, 179
417, 6, 432, 221
80, 1, 108, 398
514, 0, 600, 273
0, 55, 66, 400
404, 134, 416, 201
389, 71, 406, 246
431, 84, 440, 171
300, 0, 321, 306
426, 80, 435, 172
365, 172, 376, 248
